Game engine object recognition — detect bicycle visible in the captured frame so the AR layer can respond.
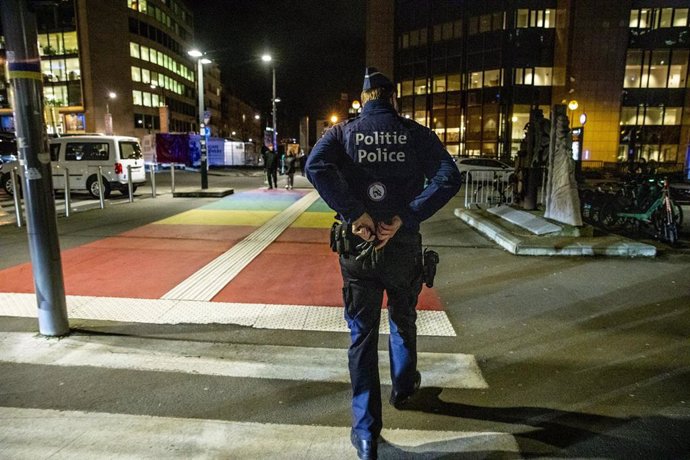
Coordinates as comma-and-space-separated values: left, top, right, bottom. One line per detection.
599, 176, 683, 245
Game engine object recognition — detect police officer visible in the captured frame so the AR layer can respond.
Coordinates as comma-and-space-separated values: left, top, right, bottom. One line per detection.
306, 67, 461, 460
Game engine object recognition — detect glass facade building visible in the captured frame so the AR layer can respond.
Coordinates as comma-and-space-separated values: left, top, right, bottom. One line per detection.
0, 0, 198, 137
386, 0, 690, 166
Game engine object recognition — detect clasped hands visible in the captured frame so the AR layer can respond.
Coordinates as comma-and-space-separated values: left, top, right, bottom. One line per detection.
352, 212, 402, 250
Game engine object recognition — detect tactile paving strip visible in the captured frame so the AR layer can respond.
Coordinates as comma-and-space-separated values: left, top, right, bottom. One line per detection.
162, 191, 321, 301
0, 293, 456, 337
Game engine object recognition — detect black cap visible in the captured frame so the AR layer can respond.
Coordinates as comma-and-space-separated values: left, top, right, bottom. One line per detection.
363, 67, 394, 91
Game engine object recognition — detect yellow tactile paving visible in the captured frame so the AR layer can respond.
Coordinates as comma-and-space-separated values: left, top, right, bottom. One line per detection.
156, 210, 278, 226
290, 211, 335, 228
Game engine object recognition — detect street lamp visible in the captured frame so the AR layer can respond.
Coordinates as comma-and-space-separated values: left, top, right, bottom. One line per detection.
261, 53, 278, 153
105, 91, 116, 135
188, 48, 212, 189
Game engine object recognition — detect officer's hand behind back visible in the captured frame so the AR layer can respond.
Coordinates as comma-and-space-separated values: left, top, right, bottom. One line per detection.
352, 212, 375, 242
375, 215, 402, 249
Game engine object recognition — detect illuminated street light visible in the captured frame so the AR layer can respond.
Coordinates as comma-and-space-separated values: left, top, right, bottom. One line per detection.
188, 48, 213, 189
568, 100, 579, 111
261, 53, 278, 152
330, 114, 338, 124
105, 91, 117, 135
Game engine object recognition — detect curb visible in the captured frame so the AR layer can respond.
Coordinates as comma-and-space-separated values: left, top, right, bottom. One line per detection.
454, 208, 657, 257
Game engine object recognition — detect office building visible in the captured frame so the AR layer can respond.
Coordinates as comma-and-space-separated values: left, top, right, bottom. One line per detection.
368, 0, 689, 167
1, 0, 257, 143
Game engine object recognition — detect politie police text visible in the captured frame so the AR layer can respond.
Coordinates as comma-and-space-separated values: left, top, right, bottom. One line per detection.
355, 131, 407, 163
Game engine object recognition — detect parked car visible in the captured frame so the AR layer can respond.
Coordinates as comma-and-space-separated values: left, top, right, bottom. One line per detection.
1, 135, 146, 198
455, 157, 514, 182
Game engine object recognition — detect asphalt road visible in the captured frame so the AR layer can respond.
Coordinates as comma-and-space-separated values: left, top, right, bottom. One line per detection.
1, 169, 689, 458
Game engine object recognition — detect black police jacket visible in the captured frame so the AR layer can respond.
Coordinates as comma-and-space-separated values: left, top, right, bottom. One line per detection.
305, 100, 461, 232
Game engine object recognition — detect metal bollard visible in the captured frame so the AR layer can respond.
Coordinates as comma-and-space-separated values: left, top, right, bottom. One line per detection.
97, 166, 105, 209
11, 167, 22, 227
150, 162, 157, 198
64, 167, 71, 217
170, 163, 176, 193
127, 164, 134, 203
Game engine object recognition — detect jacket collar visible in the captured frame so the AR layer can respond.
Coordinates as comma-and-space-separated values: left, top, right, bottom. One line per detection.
361, 99, 396, 115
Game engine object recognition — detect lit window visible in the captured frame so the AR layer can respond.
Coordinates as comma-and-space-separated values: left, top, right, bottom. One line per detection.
516, 9, 529, 28
660, 8, 673, 28
133, 90, 142, 106
432, 76, 446, 93
674, 9, 689, 27
141, 68, 150, 84
623, 50, 642, 88
469, 71, 482, 89
414, 78, 428, 95
131, 66, 141, 82
664, 107, 682, 125
130, 42, 140, 59
401, 80, 413, 96
143, 92, 152, 107
629, 10, 640, 28
484, 69, 502, 87
639, 9, 652, 28
669, 50, 688, 88
447, 74, 461, 91
533, 67, 552, 86
140, 46, 149, 62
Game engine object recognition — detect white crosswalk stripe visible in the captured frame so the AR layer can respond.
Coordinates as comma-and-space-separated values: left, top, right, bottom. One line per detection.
0, 332, 486, 388
0, 407, 519, 459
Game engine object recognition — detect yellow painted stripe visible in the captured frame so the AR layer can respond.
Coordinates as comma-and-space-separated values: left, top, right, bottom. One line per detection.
291, 211, 336, 228
8, 70, 42, 81
156, 210, 278, 226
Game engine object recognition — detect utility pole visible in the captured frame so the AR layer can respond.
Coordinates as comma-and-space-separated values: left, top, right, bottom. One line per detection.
1, 0, 69, 336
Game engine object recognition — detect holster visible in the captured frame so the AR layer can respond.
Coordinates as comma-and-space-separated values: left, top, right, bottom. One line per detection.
330, 221, 356, 256
422, 249, 439, 288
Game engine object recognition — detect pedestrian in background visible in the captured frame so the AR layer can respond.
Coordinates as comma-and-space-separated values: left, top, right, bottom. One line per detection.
262, 144, 278, 189
284, 151, 296, 189
305, 67, 461, 460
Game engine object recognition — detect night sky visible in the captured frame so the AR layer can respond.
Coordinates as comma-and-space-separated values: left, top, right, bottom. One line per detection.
187, 0, 367, 139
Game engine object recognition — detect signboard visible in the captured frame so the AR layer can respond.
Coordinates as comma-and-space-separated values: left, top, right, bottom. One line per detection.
571, 127, 583, 161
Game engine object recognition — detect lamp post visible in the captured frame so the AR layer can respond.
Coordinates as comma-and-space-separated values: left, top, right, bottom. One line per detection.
105, 91, 116, 135
261, 54, 278, 152
188, 49, 212, 189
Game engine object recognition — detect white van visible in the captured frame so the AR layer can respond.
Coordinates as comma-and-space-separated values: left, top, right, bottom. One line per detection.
1, 135, 146, 198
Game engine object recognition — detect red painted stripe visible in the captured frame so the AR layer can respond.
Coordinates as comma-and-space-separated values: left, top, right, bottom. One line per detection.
213, 241, 442, 310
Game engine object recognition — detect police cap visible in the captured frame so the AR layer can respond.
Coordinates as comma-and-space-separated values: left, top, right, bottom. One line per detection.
363, 67, 394, 91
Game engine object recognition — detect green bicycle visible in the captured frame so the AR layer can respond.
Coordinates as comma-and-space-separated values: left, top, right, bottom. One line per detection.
599, 176, 682, 245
